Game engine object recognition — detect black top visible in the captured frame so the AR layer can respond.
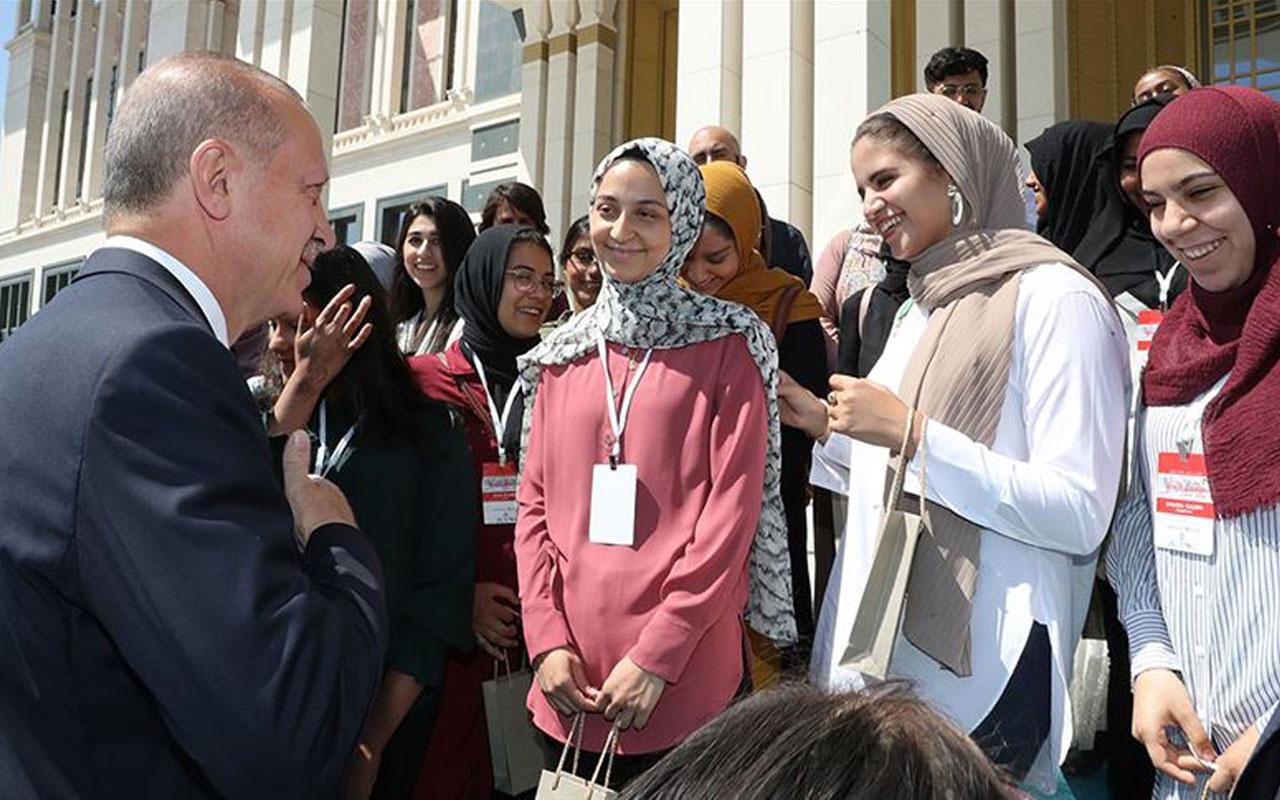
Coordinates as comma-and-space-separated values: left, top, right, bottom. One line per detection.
836, 253, 912, 378
769, 217, 814, 285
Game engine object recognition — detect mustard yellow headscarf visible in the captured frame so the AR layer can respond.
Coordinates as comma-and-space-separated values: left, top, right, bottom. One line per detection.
694, 161, 823, 330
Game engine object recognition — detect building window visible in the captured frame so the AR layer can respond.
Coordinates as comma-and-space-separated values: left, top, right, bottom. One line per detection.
461, 177, 507, 214
375, 186, 448, 246
1209, 0, 1280, 99
0, 274, 33, 343
106, 65, 119, 137
337, 0, 376, 132
401, 0, 452, 113
329, 205, 366, 246
76, 77, 92, 199
53, 89, 69, 205
473, 1, 523, 103
471, 119, 519, 162
42, 260, 81, 305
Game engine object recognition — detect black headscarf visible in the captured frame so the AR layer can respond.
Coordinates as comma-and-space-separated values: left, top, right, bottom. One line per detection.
1074, 95, 1186, 307
453, 225, 542, 455
1025, 121, 1113, 254
836, 244, 911, 378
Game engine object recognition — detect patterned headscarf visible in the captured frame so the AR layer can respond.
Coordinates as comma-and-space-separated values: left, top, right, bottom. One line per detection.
517, 138, 797, 644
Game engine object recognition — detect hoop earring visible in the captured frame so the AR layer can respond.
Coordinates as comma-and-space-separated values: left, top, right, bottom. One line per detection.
947, 184, 965, 226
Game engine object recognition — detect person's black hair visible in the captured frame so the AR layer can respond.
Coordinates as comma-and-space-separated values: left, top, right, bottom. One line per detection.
557, 215, 591, 266
924, 46, 989, 89
479, 182, 550, 235
853, 113, 946, 176
305, 246, 437, 450
619, 682, 1011, 800
388, 196, 476, 345
702, 212, 736, 247
508, 226, 555, 262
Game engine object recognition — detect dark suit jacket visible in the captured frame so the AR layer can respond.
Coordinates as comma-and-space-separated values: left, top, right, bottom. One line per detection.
0, 248, 388, 798
1235, 710, 1280, 800
768, 216, 813, 285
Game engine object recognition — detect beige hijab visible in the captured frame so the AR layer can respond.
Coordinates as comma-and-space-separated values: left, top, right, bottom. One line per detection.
878, 94, 1111, 676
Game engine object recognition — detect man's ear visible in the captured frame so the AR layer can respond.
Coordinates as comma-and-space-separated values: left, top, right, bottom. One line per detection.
738, 154, 748, 170
190, 138, 234, 221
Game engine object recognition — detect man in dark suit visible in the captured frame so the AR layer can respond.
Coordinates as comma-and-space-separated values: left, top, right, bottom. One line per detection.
0, 52, 387, 798
686, 124, 814, 284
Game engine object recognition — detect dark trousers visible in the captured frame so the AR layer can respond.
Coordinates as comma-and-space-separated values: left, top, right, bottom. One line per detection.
540, 733, 669, 791
970, 622, 1053, 782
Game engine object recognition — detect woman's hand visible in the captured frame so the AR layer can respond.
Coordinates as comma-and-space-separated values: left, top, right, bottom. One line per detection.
1132, 668, 1217, 785
598, 657, 666, 731
534, 648, 600, 715
473, 582, 520, 659
778, 371, 830, 441
826, 375, 923, 456
293, 284, 373, 391
1206, 721, 1261, 795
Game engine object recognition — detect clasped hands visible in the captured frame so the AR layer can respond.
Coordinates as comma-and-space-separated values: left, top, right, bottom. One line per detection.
534, 648, 666, 731
778, 371, 923, 457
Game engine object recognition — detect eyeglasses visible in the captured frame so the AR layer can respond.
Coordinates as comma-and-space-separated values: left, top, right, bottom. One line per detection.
935, 84, 986, 100
569, 248, 597, 266
506, 267, 564, 297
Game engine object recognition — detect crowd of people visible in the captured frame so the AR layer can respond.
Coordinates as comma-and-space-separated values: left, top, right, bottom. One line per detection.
1, 44, 1279, 800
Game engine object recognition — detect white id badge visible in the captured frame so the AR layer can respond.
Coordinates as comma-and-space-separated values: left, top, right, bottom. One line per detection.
589, 463, 637, 546
1153, 452, 1215, 556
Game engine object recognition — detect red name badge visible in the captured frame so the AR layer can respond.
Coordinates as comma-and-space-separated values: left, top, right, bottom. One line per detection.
1136, 309, 1164, 352
1153, 451, 1215, 556
481, 462, 518, 525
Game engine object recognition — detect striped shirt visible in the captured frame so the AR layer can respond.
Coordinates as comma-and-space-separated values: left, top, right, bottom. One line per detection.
1106, 376, 1280, 799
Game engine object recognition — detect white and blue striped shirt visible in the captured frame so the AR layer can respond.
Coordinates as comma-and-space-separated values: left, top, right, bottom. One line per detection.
1107, 377, 1280, 800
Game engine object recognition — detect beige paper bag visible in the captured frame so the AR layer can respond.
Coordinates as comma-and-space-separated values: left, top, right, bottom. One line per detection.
840, 415, 930, 680
483, 655, 547, 795
536, 715, 620, 800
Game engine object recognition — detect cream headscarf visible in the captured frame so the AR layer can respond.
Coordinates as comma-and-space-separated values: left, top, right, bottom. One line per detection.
874, 94, 1112, 676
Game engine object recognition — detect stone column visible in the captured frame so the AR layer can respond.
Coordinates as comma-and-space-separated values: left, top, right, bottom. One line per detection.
673, 0, 741, 150
538, 0, 579, 236
568, 0, 618, 229
1015, 0, 1068, 146
741, 0, 814, 241
0, 10, 53, 231
810, 0, 890, 250
81, 0, 128, 204
517, 0, 550, 188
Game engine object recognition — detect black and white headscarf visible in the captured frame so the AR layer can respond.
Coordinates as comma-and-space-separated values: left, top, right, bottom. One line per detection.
517, 137, 796, 644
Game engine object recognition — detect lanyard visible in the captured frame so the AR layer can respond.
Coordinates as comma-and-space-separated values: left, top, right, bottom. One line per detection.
315, 400, 357, 477
597, 335, 653, 468
471, 356, 522, 466
1156, 262, 1181, 312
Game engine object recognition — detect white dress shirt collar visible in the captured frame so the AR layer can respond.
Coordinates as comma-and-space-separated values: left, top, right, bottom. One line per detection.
99, 235, 230, 348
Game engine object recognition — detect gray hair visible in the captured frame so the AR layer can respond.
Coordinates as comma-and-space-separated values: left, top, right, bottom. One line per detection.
103, 51, 303, 222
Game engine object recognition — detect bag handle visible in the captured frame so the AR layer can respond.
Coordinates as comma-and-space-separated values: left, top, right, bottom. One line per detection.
587, 723, 621, 795
550, 713, 587, 789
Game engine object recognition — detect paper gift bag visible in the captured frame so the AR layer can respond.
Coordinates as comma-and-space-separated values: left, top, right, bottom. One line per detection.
840, 415, 928, 680
536, 715, 620, 800
483, 655, 546, 795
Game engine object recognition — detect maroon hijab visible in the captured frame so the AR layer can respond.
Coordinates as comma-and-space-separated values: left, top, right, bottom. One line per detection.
1138, 86, 1280, 517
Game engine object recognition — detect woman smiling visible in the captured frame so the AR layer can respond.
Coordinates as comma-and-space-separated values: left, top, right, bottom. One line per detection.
779, 94, 1128, 792
1106, 86, 1280, 800
514, 139, 794, 788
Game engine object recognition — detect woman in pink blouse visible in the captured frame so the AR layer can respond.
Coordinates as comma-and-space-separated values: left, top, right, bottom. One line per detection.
514, 138, 796, 786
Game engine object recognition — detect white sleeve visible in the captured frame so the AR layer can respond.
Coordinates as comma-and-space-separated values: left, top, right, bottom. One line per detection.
905, 274, 1130, 557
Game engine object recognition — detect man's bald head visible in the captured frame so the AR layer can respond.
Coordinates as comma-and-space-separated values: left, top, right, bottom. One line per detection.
102, 51, 304, 225
687, 125, 747, 169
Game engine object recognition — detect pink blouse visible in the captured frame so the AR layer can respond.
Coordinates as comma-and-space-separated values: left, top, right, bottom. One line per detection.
515, 335, 768, 754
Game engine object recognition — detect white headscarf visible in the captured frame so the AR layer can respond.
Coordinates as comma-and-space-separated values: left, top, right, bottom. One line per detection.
517, 138, 796, 644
